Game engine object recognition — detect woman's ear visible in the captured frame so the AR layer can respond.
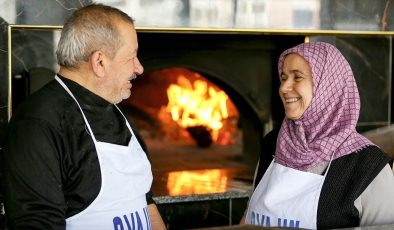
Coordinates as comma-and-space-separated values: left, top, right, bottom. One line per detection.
90, 50, 105, 78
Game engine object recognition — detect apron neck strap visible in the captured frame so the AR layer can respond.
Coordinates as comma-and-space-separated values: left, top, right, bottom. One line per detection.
55, 75, 98, 143
323, 151, 336, 177
113, 105, 134, 136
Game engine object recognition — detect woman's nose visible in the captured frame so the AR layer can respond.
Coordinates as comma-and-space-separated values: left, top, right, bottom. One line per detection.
134, 57, 144, 75
279, 80, 293, 93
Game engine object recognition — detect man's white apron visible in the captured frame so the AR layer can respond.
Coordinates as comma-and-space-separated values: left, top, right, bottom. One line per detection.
245, 157, 332, 229
56, 76, 153, 230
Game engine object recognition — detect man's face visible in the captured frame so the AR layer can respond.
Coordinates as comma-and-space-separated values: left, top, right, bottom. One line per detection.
102, 21, 144, 104
279, 53, 313, 120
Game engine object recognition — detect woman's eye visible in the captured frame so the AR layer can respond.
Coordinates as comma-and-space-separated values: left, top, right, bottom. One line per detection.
295, 75, 303, 81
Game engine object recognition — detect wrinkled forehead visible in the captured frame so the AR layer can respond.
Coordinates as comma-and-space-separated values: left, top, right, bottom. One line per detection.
279, 43, 325, 70
278, 42, 335, 87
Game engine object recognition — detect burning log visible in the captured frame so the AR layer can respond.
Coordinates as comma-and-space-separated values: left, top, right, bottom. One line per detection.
186, 125, 213, 148
166, 75, 229, 144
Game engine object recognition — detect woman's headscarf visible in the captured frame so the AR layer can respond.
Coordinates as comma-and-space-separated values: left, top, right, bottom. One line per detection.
275, 42, 373, 171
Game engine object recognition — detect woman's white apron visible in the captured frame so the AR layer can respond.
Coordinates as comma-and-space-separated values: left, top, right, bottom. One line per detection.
56, 76, 153, 230
245, 156, 333, 229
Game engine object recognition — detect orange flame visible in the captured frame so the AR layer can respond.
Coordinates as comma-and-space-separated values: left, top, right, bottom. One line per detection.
166, 75, 229, 141
167, 169, 228, 195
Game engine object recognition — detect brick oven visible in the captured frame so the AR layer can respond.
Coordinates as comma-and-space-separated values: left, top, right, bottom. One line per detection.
128, 31, 303, 165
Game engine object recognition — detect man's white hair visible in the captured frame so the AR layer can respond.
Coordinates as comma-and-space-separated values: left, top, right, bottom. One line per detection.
56, 4, 135, 68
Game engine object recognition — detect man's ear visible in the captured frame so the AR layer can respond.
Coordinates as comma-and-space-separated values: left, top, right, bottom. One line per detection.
90, 50, 105, 78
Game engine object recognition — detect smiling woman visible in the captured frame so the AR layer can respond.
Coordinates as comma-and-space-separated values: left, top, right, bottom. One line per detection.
243, 41, 394, 229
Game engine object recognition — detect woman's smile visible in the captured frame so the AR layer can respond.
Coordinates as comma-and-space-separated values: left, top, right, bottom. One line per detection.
284, 96, 301, 103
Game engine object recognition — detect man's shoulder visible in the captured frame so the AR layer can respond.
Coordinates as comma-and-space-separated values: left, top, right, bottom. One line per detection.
10, 80, 75, 129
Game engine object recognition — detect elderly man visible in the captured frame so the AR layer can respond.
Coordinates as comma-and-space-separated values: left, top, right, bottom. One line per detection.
1, 4, 166, 230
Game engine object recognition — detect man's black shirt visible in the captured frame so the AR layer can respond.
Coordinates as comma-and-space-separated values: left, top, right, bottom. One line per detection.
1, 75, 154, 229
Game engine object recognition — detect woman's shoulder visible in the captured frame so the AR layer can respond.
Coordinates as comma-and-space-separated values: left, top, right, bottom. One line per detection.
333, 145, 391, 168
318, 145, 392, 228
260, 129, 280, 158
260, 129, 279, 155
253, 129, 280, 188
326, 145, 391, 198
262, 129, 280, 143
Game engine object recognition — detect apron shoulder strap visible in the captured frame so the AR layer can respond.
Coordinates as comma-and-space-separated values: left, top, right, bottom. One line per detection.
55, 75, 98, 143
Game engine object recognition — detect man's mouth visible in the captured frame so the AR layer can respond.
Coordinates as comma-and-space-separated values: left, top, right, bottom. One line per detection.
128, 74, 137, 82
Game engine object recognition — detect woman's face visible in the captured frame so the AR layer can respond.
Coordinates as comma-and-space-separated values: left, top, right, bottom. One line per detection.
279, 53, 313, 120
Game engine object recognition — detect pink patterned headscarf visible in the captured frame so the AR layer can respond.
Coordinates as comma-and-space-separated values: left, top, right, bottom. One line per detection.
275, 42, 373, 171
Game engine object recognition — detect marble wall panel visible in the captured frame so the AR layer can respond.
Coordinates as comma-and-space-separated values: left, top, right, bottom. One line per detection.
0, 0, 392, 30
0, 17, 8, 145
320, 0, 394, 31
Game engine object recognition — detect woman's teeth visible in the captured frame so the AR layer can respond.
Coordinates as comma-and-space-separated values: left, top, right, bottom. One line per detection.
285, 97, 300, 103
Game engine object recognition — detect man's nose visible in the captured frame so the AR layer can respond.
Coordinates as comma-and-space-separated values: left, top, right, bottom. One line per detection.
134, 57, 144, 75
